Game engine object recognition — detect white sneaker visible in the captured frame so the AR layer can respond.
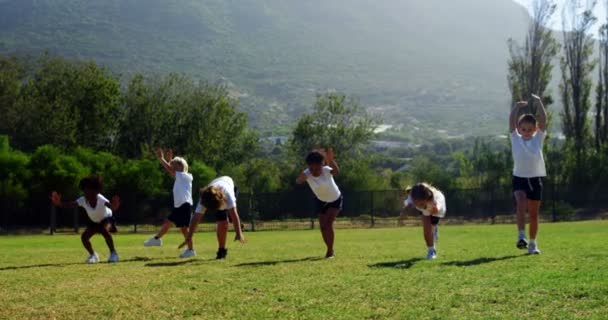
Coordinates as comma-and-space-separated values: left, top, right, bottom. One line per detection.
144, 237, 162, 247
179, 249, 196, 258
528, 242, 541, 254
426, 249, 437, 260
85, 252, 99, 264
108, 251, 119, 263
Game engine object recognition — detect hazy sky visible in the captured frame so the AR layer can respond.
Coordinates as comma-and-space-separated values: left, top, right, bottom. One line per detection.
512, 0, 607, 35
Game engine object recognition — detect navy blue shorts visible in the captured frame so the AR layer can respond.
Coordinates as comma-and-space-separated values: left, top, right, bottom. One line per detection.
512, 176, 543, 201
168, 203, 192, 227
315, 195, 343, 215
87, 217, 117, 233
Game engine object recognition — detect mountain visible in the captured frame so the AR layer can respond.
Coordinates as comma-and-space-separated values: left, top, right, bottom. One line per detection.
0, 0, 531, 137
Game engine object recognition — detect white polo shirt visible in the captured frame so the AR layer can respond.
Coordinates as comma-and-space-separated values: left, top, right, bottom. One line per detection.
511, 129, 547, 178
195, 176, 237, 213
173, 171, 193, 208
76, 194, 113, 223
404, 190, 447, 218
304, 166, 341, 203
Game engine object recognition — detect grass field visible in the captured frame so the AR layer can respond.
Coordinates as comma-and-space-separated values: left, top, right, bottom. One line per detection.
1, 221, 607, 319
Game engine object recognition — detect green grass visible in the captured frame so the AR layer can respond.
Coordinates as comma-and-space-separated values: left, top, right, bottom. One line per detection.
1, 221, 607, 319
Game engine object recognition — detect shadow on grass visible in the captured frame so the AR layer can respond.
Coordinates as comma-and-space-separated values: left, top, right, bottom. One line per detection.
234, 256, 323, 267
441, 254, 526, 267
144, 258, 215, 267
0, 256, 163, 271
368, 257, 424, 269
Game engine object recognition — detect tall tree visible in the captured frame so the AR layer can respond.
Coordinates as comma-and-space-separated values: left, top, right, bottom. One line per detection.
560, 0, 597, 163
595, 1, 608, 150
289, 93, 378, 159
507, 0, 559, 115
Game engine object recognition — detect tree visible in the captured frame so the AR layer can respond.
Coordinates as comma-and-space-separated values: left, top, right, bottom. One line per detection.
595, 6, 608, 151
0, 55, 23, 135
507, 0, 559, 115
560, 0, 597, 164
5, 54, 121, 151
289, 93, 378, 159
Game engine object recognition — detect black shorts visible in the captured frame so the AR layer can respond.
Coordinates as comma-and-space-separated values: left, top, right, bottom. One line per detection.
87, 217, 117, 233
214, 186, 238, 222
426, 215, 441, 225
315, 195, 343, 215
168, 203, 192, 227
512, 176, 544, 201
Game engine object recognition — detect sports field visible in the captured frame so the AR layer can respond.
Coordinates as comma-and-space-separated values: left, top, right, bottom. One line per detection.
1, 221, 607, 319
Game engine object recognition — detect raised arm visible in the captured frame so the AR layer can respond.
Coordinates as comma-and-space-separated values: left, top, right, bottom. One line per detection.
228, 207, 246, 243
156, 148, 175, 177
532, 94, 547, 132
324, 148, 340, 176
509, 101, 528, 133
296, 170, 308, 184
50, 191, 78, 209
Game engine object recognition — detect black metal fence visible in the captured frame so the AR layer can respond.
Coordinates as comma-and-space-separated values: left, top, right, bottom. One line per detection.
1, 184, 608, 234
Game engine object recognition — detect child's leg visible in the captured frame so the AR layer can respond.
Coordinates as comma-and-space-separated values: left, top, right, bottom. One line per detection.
180, 227, 193, 250
422, 216, 434, 248
216, 220, 229, 249
81, 227, 96, 255
527, 200, 541, 240
322, 208, 340, 256
101, 223, 116, 253
155, 219, 173, 238
514, 191, 528, 238
318, 213, 330, 248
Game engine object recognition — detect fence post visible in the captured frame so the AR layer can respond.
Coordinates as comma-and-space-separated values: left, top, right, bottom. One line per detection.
370, 191, 375, 227
50, 205, 56, 235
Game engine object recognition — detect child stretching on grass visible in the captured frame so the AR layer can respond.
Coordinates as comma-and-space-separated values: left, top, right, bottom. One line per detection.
404, 182, 446, 260
50, 175, 120, 264
296, 148, 342, 259
186, 176, 245, 259
509, 94, 547, 254
144, 148, 195, 258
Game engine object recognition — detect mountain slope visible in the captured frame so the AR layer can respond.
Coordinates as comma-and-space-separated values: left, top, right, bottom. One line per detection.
0, 0, 530, 136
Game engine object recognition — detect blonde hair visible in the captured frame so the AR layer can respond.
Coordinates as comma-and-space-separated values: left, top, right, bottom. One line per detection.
200, 185, 226, 211
170, 157, 189, 173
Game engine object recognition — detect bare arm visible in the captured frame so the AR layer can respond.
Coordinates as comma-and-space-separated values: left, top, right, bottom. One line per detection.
296, 170, 308, 184
532, 94, 547, 132
228, 207, 245, 243
324, 148, 340, 176
104, 195, 121, 212
509, 101, 527, 133
186, 211, 205, 241
50, 191, 78, 209
156, 148, 175, 177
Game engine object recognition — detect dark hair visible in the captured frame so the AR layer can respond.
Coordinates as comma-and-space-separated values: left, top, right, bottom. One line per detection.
518, 114, 537, 126
305, 151, 324, 165
79, 175, 103, 192
200, 186, 225, 211
410, 182, 434, 201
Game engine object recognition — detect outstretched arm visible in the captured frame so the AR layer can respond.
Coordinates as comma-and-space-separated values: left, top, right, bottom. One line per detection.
50, 191, 78, 209
186, 210, 205, 241
509, 101, 527, 133
228, 207, 246, 243
156, 148, 175, 177
324, 148, 340, 176
532, 94, 547, 132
